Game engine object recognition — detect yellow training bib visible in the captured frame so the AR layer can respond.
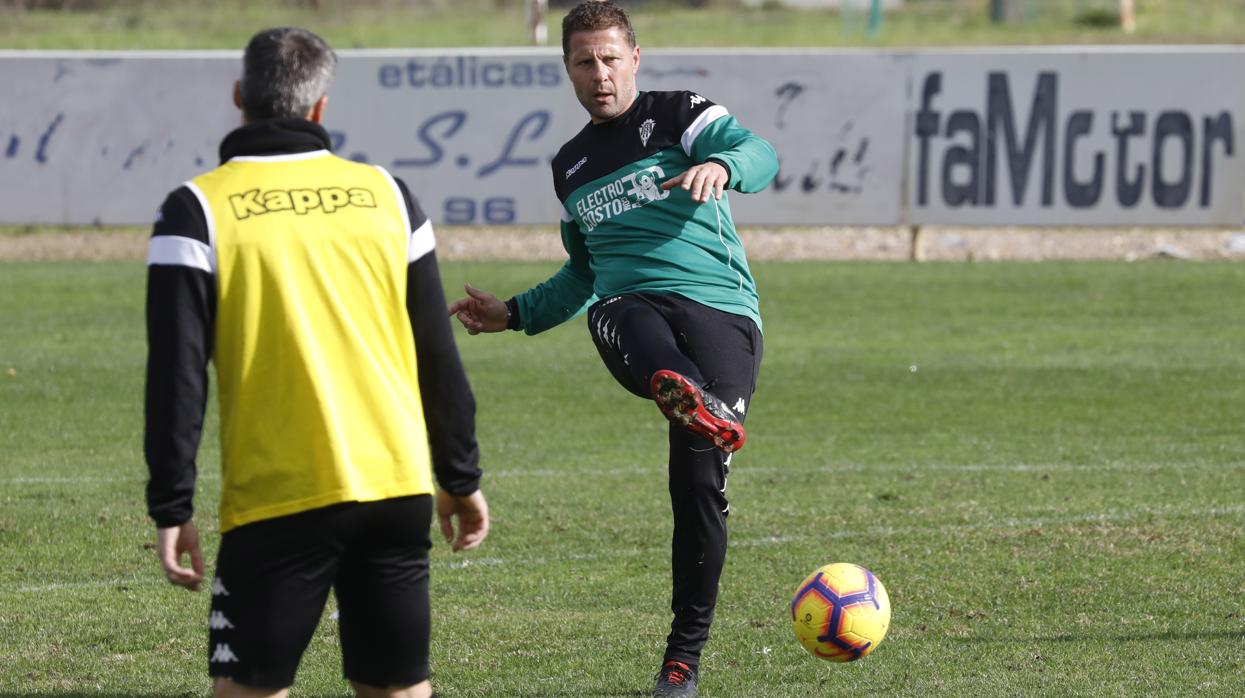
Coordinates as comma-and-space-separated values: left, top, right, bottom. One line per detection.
190, 152, 433, 531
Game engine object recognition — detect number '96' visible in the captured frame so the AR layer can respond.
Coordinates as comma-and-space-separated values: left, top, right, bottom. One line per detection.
443, 197, 516, 224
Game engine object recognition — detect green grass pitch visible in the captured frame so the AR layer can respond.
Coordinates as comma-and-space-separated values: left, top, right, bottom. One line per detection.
1, 259, 1243, 696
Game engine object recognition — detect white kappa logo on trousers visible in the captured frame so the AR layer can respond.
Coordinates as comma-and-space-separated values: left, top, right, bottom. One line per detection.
210, 643, 240, 663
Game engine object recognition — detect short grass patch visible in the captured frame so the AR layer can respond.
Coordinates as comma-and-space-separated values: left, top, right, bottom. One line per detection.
1, 259, 1243, 696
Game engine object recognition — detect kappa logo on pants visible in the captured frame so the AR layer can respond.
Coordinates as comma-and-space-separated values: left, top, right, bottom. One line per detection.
210, 643, 240, 663
209, 611, 235, 630
211, 577, 229, 596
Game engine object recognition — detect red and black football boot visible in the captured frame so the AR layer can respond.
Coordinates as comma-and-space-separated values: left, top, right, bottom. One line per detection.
650, 369, 746, 453
652, 660, 698, 697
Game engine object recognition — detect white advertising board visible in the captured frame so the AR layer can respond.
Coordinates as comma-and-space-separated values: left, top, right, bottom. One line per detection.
641, 51, 909, 226
908, 48, 1245, 226
0, 53, 238, 225
3, 48, 1242, 227
0, 49, 908, 226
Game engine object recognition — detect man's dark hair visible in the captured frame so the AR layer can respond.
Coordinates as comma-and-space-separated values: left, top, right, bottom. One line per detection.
561, 1, 636, 57
239, 27, 337, 121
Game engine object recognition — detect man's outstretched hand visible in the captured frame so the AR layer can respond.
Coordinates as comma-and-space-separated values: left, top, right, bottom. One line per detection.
661, 161, 729, 203
448, 283, 509, 335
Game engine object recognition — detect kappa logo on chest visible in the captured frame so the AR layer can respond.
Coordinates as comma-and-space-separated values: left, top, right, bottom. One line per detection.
565, 156, 588, 180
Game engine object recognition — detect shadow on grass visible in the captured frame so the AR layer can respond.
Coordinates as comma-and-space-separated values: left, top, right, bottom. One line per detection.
950, 630, 1244, 643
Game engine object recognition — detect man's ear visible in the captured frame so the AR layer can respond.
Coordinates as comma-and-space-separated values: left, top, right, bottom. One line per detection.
232, 80, 243, 111
307, 95, 328, 124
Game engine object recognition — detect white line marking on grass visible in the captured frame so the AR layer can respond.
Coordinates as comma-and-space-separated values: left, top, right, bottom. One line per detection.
746, 535, 801, 545
447, 557, 508, 569
742, 503, 1245, 546
489, 465, 665, 478
428, 503, 1245, 572
3, 474, 220, 485
486, 461, 1245, 478
741, 462, 1245, 475
732, 505, 1245, 548
3, 462, 1241, 487
10, 576, 160, 594
9, 507, 1241, 594
7, 476, 143, 484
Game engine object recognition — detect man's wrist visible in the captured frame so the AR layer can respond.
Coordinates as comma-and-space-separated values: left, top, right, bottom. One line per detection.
504, 298, 520, 331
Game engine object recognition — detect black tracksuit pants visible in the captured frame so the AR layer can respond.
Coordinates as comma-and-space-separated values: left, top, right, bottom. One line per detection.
586, 292, 763, 665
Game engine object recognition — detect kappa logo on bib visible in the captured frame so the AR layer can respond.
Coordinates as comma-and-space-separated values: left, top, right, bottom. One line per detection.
228, 187, 378, 220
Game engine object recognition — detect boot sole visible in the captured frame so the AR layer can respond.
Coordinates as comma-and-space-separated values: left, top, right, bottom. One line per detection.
650, 370, 746, 453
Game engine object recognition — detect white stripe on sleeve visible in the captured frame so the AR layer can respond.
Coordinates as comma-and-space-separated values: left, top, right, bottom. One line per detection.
182, 181, 218, 273
147, 235, 214, 273
681, 104, 729, 156
408, 219, 436, 262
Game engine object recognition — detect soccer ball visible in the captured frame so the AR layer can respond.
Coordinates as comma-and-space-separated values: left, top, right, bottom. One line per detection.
790, 562, 890, 662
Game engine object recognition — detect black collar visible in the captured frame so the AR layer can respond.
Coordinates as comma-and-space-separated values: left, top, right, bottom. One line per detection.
218, 118, 332, 164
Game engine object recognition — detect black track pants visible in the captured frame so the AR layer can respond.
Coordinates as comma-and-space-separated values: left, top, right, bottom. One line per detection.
586, 292, 762, 664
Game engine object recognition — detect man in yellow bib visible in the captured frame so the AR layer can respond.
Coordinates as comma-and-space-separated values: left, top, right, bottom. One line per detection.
143, 27, 487, 698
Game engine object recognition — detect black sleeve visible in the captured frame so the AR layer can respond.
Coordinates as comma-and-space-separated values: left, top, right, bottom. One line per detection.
504, 297, 521, 330
144, 187, 216, 527
396, 178, 482, 495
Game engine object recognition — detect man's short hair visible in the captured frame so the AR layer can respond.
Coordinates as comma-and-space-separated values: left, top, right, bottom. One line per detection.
561, 1, 636, 57
239, 27, 337, 121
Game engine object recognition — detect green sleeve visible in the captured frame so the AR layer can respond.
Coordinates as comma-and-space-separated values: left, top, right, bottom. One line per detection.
513, 217, 597, 335
691, 114, 779, 194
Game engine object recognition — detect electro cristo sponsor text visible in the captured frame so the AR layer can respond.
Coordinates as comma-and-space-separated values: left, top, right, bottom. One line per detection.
575, 166, 669, 231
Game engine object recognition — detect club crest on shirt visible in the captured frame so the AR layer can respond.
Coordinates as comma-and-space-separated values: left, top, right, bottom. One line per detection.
639, 119, 655, 147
